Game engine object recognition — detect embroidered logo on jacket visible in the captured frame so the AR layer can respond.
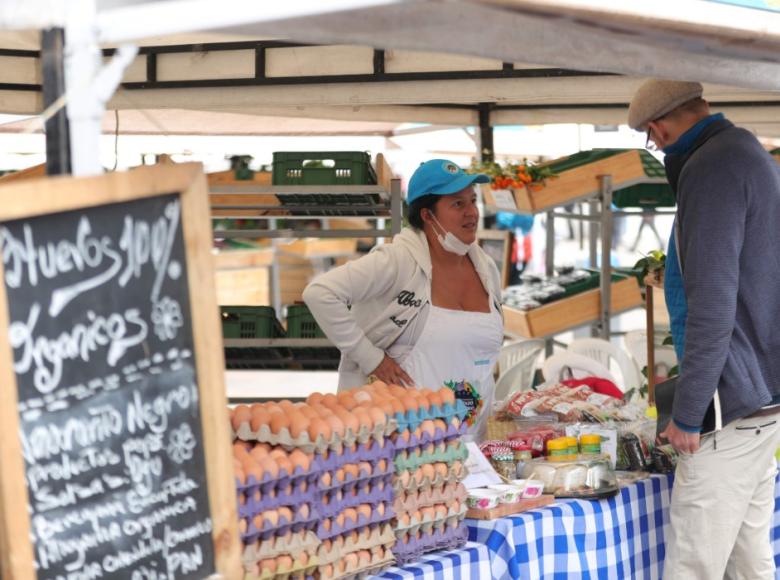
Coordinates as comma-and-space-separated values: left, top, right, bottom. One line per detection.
390, 315, 407, 328
397, 290, 422, 308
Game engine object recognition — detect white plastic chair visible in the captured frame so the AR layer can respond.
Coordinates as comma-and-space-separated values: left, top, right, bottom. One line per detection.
541, 351, 618, 384
623, 329, 678, 379
566, 337, 642, 392
494, 339, 545, 403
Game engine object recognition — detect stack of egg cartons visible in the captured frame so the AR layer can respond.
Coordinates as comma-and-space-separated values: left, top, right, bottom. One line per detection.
231, 423, 321, 579
308, 389, 397, 579
388, 388, 470, 565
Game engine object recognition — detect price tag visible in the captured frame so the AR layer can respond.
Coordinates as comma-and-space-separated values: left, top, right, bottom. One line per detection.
491, 189, 517, 211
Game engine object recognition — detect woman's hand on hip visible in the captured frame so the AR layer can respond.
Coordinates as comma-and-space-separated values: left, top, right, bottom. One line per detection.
371, 355, 415, 387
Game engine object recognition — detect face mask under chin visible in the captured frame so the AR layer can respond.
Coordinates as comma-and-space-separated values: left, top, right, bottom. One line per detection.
431, 214, 473, 256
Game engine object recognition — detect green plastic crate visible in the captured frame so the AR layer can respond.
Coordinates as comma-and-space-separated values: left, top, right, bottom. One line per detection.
272, 151, 377, 186
286, 304, 326, 339
221, 306, 285, 339
559, 269, 626, 298
613, 183, 676, 208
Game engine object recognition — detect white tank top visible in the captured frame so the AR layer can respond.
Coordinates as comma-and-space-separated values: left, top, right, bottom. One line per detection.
390, 300, 503, 441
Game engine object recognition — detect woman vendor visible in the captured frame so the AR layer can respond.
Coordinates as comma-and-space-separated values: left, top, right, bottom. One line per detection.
303, 159, 505, 439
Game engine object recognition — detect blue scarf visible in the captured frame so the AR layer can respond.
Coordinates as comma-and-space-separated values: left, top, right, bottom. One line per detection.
663, 113, 724, 156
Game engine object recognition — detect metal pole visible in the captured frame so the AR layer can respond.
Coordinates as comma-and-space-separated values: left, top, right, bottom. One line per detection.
269, 218, 282, 319
646, 284, 656, 405
599, 175, 613, 340
589, 199, 599, 268
478, 103, 494, 162
545, 210, 555, 357
390, 178, 402, 235
41, 28, 71, 175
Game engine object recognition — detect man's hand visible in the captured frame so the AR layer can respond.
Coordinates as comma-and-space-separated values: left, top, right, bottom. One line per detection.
660, 420, 701, 454
370, 355, 415, 387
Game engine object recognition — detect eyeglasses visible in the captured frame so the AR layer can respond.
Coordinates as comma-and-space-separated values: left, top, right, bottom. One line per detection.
645, 127, 658, 152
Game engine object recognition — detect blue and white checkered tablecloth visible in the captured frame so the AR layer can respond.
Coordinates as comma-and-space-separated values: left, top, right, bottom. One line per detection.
372, 541, 492, 580
467, 470, 780, 580
467, 474, 674, 580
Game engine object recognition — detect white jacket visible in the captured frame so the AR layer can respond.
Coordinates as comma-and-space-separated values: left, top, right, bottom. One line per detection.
302, 228, 504, 389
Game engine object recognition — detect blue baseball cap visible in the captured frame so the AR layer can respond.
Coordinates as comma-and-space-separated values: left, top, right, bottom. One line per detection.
407, 159, 490, 204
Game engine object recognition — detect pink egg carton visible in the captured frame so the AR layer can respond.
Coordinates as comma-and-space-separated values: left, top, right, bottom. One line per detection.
392, 463, 467, 495
317, 438, 395, 471
316, 505, 397, 541
393, 521, 468, 566
319, 549, 395, 580
319, 483, 395, 518
392, 501, 467, 537
240, 503, 320, 544
316, 522, 395, 566
242, 551, 319, 580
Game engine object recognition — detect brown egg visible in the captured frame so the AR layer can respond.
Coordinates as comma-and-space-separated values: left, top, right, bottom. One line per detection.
353, 390, 373, 404
298, 552, 309, 567
421, 464, 435, 481
420, 420, 435, 438
357, 549, 371, 566
377, 399, 395, 416
266, 403, 283, 414
289, 449, 311, 472
389, 385, 407, 399
389, 398, 405, 415
298, 404, 319, 420
399, 470, 411, 487
435, 504, 448, 519
234, 468, 246, 485
376, 459, 388, 473
401, 395, 419, 412
307, 392, 324, 406
307, 418, 332, 442
335, 468, 346, 482
417, 389, 432, 410
335, 409, 359, 434
452, 499, 461, 513
276, 555, 293, 571
353, 407, 373, 431
260, 509, 279, 528
231, 405, 251, 430
321, 472, 332, 487
269, 448, 287, 459
245, 462, 263, 483
232, 441, 250, 456
343, 507, 357, 524
343, 464, 359, 480
298, 503, 310, 519
434, 463, 448, 478
275, 455, 293, 475
434, 419, 447, 433
344, 553, 358, 570
238, 518, 248, 534
337, 391, 358, 409
259, 457, 279, 479
323, 518, 332, 531
321, 393, 339, 408
451, 417, 461, 429
428, 391, 443, 409
412, 510, 422, 523
321, 564, 334, 578
414, 467, 425, 484
375, 503, 386, 517
357, 504, 371, 521
335, 512, 346, 528
278, 399, 295, 411
439, 388, 455, 404
249, 445, 268, 462
259, 559, 277, 574
368, 407, 386, 429
269, 413, 290, 434
398, 512, 411, 526
324, 414, 346, 438
250, 405, 271, 431
358, 461, 372, 476
412, 427, 423, 440
278, 506, 293, 522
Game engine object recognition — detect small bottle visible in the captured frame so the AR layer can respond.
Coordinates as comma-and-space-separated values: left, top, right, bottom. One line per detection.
580, 434, 602, 455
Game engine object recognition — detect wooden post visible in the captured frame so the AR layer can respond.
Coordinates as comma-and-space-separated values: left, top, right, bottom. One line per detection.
646, 282, 656, 406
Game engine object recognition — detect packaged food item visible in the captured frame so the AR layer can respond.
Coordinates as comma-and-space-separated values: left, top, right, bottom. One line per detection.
621, 433, 647, 471
486, 484, 523, 504
650, 444, 678, 473
466, 489, 502, 510
579, 434, 602, 455
546, 438, 576, 462
521, 456, 618, 499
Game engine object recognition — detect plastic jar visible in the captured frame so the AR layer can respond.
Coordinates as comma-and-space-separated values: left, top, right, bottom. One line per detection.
580, 434, 602, 455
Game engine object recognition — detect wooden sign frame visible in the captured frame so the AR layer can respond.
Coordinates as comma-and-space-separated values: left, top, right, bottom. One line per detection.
477, 229, 512, 288
0, 163, 241, 579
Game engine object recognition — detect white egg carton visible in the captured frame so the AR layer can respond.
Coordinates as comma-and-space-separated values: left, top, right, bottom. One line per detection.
393, 482, 467, 513
392, 463, 468, 494
232, 419, 396, 454
316, 522, 395, 566
242, 529, 320, 563
393, 502, 468, 537
243, 553, 319, 580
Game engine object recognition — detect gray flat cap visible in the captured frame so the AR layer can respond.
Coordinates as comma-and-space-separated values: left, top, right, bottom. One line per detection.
628, 79, 703, 131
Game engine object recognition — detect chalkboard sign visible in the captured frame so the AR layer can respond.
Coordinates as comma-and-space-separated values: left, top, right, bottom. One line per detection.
0, 165, 241, 580
477, 230, 511, 289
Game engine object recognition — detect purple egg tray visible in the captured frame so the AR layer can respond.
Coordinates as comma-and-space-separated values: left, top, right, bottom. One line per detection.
392, 422, 468, 451
318, 469, 393, 496
392, 523, 469, 566
237, 479, 319, 519
393, 400, 469, 431
319, 482, 395, 518
316, 507, 396, 541
318, 439, 395, 471
240, 505, 319, 544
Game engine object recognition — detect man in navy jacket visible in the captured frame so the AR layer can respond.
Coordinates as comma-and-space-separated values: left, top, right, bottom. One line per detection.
629, 79, 780, 579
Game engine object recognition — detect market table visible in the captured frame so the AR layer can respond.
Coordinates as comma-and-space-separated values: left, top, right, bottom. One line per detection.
373, 541, 492, 580
468, 470, 780, 580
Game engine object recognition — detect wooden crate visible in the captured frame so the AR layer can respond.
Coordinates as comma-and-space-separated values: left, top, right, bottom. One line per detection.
280, 238, 358, 259
483, 150, 662, 214
504, 277, 642, 338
